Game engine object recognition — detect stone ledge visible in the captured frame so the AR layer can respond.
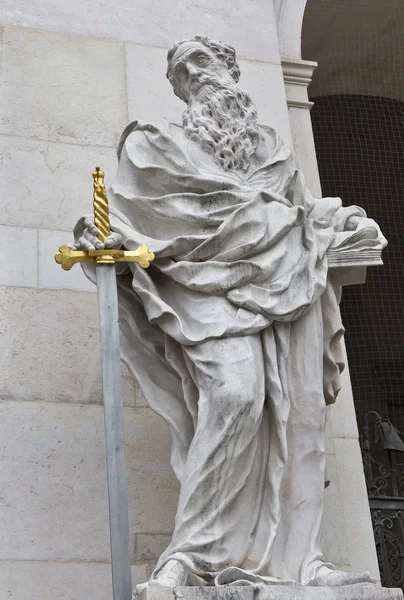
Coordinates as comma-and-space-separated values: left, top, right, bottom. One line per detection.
136, 586, 403, 600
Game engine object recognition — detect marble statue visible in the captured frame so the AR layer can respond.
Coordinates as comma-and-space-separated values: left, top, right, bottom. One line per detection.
72, 37, 387, 589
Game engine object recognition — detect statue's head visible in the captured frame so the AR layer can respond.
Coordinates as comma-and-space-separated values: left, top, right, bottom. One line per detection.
166, 36, 258, 173
167, 36, 240, 103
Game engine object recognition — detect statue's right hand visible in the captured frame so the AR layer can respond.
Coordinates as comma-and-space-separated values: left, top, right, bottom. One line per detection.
69, 217, 123, 251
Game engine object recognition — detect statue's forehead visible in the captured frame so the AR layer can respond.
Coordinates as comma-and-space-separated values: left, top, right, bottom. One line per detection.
171, 42, 213, 65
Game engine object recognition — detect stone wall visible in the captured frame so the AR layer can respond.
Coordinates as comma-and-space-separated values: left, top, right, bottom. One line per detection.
0, 1, 379, 597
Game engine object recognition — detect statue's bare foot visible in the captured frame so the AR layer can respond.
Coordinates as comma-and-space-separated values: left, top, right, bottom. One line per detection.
309, 569, 376, 587
149, 560, 189, 587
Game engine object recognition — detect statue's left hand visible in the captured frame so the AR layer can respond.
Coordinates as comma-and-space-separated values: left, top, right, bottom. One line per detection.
345, 215, 388, 249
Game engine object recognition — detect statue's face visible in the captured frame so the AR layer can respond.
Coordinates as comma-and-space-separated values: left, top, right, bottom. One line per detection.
170, 41, 233, 102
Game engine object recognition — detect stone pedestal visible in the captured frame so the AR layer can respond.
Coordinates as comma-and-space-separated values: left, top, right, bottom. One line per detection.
136, 586, 403, 600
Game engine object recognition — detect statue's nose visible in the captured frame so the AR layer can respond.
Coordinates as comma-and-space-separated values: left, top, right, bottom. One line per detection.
188, 65, 200, 80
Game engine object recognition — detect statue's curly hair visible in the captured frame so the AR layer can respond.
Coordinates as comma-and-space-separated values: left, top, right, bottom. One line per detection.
167, 36, 241, 102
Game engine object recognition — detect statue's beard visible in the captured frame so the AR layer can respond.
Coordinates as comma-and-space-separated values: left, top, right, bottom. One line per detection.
183, 79, 259, 173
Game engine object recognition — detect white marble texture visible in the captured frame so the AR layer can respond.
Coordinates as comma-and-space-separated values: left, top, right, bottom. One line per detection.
322, 453, 351, 568
126, 44, 187, 125
334, 438, 381, 578
0, 0, 281, 63
0, 225, 37, 287
0, 287, 136, 405
238, 60, 292, 143
138, 586, 403, 600
0, 135, 117, 230
0, 561, 115, 600
135, 534, 172, 563
0, 561, 150, 600
39, 229, 95, 292
0, 400, 178, 561
0, 28, 128, 146
330, 360, 361, 440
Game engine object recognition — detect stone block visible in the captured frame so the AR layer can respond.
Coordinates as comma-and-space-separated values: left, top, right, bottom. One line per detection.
126, 44, 185, 124
137, 586, 403, 600
0, 28, 127, 147
323, 454, 350, 567
0, 286, 135, 405
126, 408, 179, 540
39, 229, 96, 292
135, 533, 172, 563
238, 60, 291, 144
0, 5, 280, 63
0, 560, 154, 598
330, 360, 360, 440
0, 400, 178, 561
0, 135, 117, 230
135, 379, 149, 407
287, 105, 322, 196
133, 562, 153, 587
324, 414, 335, 456
0, 225, 37, 287
0, 560, 114, 600
334, 438, 380, 579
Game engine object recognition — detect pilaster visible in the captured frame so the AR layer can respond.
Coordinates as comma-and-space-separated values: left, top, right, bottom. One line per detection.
281, 57, 321, 195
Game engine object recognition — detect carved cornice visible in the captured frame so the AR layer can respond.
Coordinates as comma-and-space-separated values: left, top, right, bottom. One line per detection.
282, 57, 317, 110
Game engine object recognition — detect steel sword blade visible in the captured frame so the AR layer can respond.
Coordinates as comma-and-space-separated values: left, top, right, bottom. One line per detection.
97, 263, 132, 600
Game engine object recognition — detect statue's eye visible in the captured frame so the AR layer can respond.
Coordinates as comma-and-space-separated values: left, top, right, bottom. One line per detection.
197, 55, 209, 66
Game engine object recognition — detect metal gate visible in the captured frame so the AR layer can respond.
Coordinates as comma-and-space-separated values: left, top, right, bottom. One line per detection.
361, 412, 404, 590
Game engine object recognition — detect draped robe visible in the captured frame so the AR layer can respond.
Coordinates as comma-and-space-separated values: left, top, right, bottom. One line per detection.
79, 119, 373, 585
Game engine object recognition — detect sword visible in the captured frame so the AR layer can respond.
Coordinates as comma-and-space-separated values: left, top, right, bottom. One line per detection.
55, 168, 154, 600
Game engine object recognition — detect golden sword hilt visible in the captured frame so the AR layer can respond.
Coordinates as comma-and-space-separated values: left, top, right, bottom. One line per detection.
93, 166, 111, 243
55, 167, 155, 271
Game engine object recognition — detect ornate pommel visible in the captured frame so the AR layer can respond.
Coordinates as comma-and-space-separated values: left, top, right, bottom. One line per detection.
93, 167, 111, 243
55, 167, 155, 271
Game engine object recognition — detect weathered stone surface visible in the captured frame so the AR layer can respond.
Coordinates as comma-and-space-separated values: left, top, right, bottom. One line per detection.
126, 44, 185, 124
325, 417, 335, 456
0, 225, 37, 287
0, 4, 281, 63
0, 135, 117, 230
0, 560, 152, 599
137, 586, 403, 600
134, 379, 148, 408
334, 438, 381, 578
322, 454, 351, 568
0, 287, 136, 405
135, 534, 172, 563
0, 28, 127, 147
330, 361, 360, 440
0, 561, 114, 600
0, 400, 178, 561
238, 60, 292, 143
39, 229, 96, 292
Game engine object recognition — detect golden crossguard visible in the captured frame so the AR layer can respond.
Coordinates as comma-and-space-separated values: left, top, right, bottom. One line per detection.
55, 167, 155, 270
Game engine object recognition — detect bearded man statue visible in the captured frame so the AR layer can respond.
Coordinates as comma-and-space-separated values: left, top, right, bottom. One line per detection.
72, 37, 386, 589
